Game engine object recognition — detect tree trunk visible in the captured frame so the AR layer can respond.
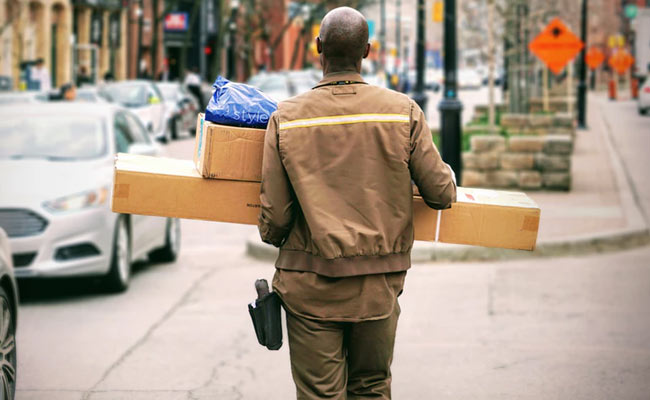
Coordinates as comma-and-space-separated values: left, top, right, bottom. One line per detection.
487, 0, 496, 130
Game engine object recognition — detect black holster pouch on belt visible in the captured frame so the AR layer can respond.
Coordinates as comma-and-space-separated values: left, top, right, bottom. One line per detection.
248, 280, 283, 351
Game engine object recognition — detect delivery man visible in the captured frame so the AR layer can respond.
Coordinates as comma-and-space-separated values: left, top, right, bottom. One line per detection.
258, 7, 456, 399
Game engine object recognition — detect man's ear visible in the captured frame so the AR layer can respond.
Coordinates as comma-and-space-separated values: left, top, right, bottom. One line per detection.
362, 43, 370, 59
316, 37, 323, 54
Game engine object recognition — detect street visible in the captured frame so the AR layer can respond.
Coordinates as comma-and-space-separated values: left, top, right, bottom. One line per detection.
14, 90, 650, 400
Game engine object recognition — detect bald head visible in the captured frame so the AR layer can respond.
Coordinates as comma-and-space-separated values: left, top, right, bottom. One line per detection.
317, 7, 370, 73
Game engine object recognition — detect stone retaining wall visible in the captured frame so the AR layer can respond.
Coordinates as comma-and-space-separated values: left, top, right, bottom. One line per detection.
462, 134, 573, 190
500, 112, 575, 136
460, 109, 576, 191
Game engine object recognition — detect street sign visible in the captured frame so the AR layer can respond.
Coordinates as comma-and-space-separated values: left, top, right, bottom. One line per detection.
624, 4, 638, 19
367, 20, 375, 39
529, 17, 584, 75
164, 12, 189, 32
608, 49, 634, 75
608, 34, 625, 48
433, 1, 443, 23
585, 47, 605, 70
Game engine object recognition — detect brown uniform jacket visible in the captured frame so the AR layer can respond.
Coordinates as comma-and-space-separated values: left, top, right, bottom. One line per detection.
258, 71, 456, 278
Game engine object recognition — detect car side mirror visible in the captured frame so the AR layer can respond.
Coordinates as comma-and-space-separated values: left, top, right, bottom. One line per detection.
128, 143, 156, 156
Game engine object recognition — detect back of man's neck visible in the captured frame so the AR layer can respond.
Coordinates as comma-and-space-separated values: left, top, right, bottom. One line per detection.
324, 68, 360, 76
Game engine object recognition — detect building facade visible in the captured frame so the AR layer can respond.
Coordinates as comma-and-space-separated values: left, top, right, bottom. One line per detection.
0, 0, 128, 89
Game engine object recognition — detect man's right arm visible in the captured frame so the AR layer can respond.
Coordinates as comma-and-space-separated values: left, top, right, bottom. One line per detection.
408, 100, 457, 209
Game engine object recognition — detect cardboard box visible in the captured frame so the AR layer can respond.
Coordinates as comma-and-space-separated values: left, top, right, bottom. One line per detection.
193, 114, 266, 182
112, 154, 540, 250
413, 188, 540, 250
112, 153, 261, 225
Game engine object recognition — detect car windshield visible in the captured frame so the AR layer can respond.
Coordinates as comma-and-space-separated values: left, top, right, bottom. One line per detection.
158, 85, 179, 101
0, 94, 34, 105
258, 78, 287, 92
0, 115, 107, 160
76, 90, 98, 102
103, 84, 147, 107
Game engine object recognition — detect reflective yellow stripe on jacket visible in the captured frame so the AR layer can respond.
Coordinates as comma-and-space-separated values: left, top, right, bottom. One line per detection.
279, 113, 410, 131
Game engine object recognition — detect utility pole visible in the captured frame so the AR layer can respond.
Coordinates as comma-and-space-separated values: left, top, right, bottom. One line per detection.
380, 0, 386, 70
487, 0, 496, 130
577, 0, 588, 129
396, 0, 401, 75
412, 0, 427, 112
438, 0, 462, 185
227, 0, 238, 80
136, 0, 144, 78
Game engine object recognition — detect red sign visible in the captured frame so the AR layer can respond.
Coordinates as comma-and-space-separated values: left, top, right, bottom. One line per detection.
529, 18, 584, 75
585, 47, 605, 70
164, 12, 189, 32
608, 49, 634, 75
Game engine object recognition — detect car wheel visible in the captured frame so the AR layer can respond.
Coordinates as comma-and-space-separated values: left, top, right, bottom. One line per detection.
170, 117, 180, 140
0, 287, 16, 400
149, 218, 180, 263
103, 216, 131, 293
640, 107, 648, 115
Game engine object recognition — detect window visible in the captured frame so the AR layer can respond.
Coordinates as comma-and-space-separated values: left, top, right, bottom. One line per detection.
123, 112, 150, 144
114, 112, 133, 153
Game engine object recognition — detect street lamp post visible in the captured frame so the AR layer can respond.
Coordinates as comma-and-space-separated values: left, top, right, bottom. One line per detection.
412, 0, 427, 113
227, 0, 239, 81
135, 0, 144, 78
438, 0, 463, 185
577, 0, 588, 129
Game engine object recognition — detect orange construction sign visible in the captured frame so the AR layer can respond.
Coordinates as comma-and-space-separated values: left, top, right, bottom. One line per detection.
608, 49, 634, 75
529, 17, 584, 75
585, 47, 605, 70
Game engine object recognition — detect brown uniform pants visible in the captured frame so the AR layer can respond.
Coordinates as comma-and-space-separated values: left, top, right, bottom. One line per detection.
285, 303, 400, 399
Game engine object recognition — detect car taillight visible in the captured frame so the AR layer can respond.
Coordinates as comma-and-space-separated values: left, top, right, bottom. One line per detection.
644, 87, 650, 93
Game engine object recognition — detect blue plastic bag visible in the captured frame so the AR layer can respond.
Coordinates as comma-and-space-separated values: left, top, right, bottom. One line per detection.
205, 76, 277, 129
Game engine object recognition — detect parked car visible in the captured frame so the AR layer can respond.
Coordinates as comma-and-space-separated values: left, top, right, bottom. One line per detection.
0, 227, 18, 399
638, 78, 650, 115
458, 68, 483, 89
406, 69, 441, 92
0, 103, 180, 292
75, 86, 114, 103
100, 80, 167, 142
157, 82, 200, 139
0, 76, 12, 91
247, 69, 321, 102
0, 91, 45, 105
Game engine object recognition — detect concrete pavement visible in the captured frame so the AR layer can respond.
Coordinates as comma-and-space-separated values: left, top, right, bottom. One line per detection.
247, 92, 650, 262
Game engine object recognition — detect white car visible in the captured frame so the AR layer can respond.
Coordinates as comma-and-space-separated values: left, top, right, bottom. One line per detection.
458, 69, 483, 90
0, 227, 18, 399
0, 103, 180, 292
638, 78, 650, 115
101, 80, 167, 142
157, 82, 199, 139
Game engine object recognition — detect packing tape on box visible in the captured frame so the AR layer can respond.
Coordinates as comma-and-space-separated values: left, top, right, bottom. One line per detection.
435, 209, 442, 242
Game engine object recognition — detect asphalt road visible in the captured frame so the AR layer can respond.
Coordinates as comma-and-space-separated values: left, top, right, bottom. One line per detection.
15, 91, 650, 400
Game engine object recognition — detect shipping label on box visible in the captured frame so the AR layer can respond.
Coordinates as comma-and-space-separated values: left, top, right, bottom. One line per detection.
112, 153, 262, 225
413, 187, 540, 250
193, 114, 266, 182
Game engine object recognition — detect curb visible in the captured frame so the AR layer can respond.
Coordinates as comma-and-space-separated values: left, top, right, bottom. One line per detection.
245, 227, 650, 264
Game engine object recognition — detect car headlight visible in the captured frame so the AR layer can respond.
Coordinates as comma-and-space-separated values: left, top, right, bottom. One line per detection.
43, 186, 110, 213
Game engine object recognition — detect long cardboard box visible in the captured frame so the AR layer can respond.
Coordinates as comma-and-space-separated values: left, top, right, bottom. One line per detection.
193, 114, 266, 182
113, 153, 261, 225
112, 154, 540, 250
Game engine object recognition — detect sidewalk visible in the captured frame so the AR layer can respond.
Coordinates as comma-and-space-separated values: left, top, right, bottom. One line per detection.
246, 93, 650, 263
